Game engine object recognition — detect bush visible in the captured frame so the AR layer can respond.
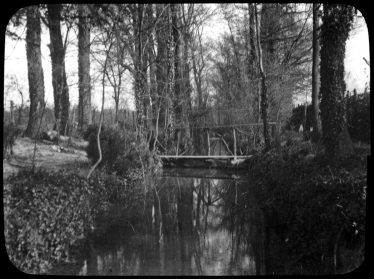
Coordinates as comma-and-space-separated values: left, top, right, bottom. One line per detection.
82, 124, 100, 141
3, 122, 23, 158
85, 126, 162, 177
346, 92, 370, 143
286, 104, 314, 132
86, 125, 128, 166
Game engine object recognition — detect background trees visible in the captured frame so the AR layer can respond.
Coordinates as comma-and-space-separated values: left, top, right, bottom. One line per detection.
4, 4, 368, 156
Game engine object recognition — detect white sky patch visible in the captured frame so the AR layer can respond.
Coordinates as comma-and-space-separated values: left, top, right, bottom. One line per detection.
344, 13, 370, 92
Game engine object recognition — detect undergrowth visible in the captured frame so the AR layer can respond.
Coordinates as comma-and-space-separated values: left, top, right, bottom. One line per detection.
4, 166, 145, 274
249, 142, 367, 274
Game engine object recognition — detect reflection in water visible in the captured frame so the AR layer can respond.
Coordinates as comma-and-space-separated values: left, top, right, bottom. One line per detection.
69, 170, 281, 275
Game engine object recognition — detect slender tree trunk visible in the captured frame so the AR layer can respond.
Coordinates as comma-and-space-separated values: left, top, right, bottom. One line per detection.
115, 90, 119, 125
166, 5, 175, 138
133, 4, 148, 133
155, 4, 167, 132
87, 50, 109, 180
311, 3, 321, 141
254, 4, 271, 151
248, 3, 260, 123
147, 4, 157, 130
24, 6, 45, 138
248, 4, 257, 74
47, 4, 70, 136
10, 101, 15, 124
171, 4, 182, 142
78, 4, 92, 133
181, 5, 192, 142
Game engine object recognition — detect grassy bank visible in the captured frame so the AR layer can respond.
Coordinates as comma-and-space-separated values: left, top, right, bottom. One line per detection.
249, 141, 368, 274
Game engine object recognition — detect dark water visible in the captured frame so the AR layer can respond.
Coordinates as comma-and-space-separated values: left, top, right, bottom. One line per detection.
51, 168, 285, 275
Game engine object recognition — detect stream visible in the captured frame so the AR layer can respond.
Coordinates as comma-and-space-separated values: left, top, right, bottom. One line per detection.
49, 168, 286, 275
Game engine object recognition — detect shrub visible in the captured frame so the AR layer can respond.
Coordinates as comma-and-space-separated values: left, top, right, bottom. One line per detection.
3, 122, 23, 158
286, 104, 314, 132
82, 124, 100, 141
85, 125, 127, 167
86, 126, 162, 177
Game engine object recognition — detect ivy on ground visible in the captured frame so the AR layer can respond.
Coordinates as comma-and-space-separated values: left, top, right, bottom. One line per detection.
4, 166, 146, 274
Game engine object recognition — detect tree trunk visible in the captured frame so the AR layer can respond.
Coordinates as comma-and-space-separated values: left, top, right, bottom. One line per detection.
155, 4, 168, 132
248, 3, 260, 123
320, 4, 355, 158
248, 4, 257, 75
254, 4, 271, 151
166, 5, 175, 138
133, 4, 148, 133
115, 90, 119, 125
181, 5, 193, 142
311, 3, 321, 141
47, 4, 69, 135
78, 4, 92, 133
171, 4, 182, 142
147, 4, 157, 130
10, 101, 15, 124
24, 6, 45, 139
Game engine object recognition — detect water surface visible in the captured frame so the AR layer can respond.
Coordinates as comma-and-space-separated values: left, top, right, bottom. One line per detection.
51, 168, 284, 275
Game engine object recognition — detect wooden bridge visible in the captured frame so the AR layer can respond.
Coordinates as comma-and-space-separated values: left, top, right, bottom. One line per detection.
160, 155, 253, 169
112, 106, 277, 168
159, 113, 276, 169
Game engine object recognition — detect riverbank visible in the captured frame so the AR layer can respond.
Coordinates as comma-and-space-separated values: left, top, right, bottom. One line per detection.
3, 136, 147, 274
248, 141, 368, 274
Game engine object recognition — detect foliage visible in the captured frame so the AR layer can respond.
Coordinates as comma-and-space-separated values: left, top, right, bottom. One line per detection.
249, 143, 366, 274
346, 92, 370, 143
4, 166, 147, 274
4, 169, 94, 274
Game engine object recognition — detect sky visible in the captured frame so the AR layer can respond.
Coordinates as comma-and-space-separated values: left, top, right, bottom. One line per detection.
3, 5, 370, 111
